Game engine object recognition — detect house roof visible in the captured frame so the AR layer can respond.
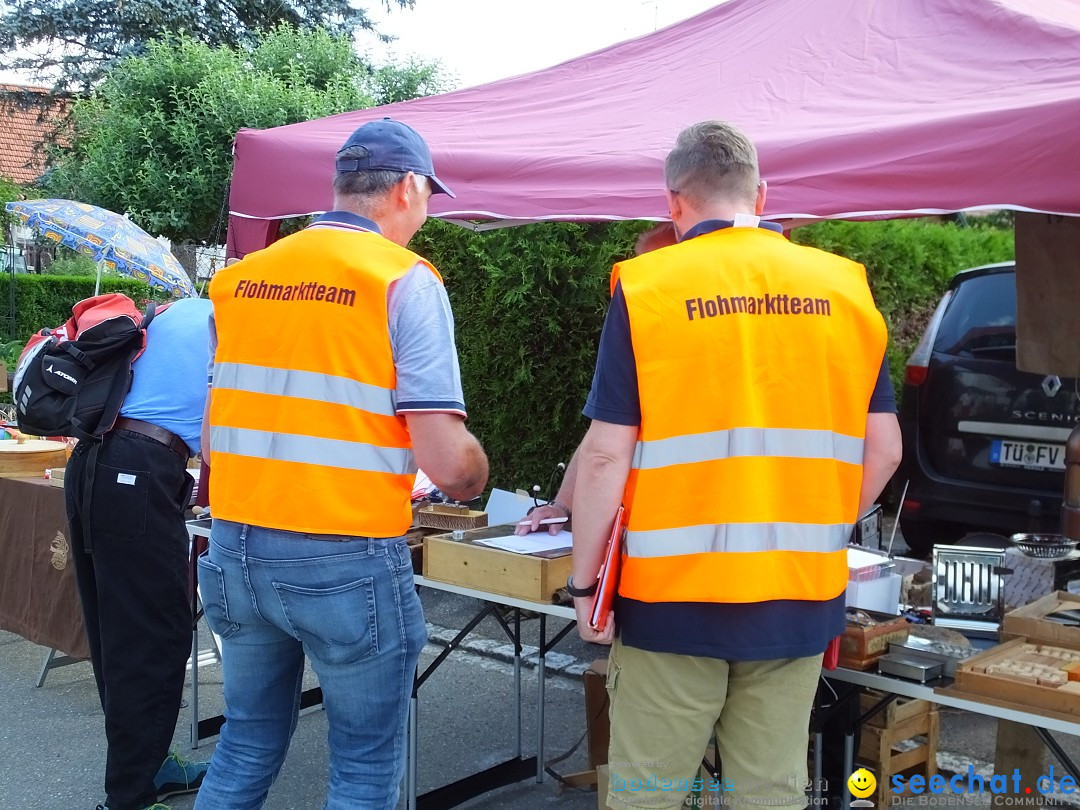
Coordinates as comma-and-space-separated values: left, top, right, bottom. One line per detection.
0, 84, 70, 185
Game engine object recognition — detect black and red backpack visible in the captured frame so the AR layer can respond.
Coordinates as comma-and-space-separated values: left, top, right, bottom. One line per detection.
13, 293, 165, 441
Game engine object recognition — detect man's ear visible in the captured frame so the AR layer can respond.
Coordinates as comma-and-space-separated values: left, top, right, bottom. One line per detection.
395, 172, 417, 209
665, 189, 682, 222
755, 180, 768, 216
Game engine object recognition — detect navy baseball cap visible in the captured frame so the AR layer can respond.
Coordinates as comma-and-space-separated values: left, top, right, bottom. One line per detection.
335, 117, 455, 198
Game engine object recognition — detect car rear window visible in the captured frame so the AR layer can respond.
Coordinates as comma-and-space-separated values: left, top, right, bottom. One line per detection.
933, 271, 1017, 357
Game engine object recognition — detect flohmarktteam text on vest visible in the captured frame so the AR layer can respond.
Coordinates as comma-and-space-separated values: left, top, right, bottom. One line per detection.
233, 279, 357, 307
685, 292, 832, 320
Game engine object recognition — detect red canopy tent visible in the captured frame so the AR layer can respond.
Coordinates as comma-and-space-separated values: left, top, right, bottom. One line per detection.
227, 0, 1080, 256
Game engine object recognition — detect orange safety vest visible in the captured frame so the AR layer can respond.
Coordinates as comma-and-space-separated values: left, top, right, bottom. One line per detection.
614, 226, 887, 605
208, 227, 437, 537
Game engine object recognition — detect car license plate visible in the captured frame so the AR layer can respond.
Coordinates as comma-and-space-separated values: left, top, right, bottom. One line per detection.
990, 439, 1065, 471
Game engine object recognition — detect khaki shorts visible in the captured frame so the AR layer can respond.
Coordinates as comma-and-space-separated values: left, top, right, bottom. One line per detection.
604, 638, 822, 810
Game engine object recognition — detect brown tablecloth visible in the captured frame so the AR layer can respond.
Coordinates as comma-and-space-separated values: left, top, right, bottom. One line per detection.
0, 476, 90, 659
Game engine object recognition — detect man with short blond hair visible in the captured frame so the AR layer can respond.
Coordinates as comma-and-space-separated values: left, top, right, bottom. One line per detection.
569, 120, 902, 810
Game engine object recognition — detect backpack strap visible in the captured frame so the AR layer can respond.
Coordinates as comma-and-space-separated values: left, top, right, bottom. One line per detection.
69, 419, 98, 444
140, 300, 159, 329
60, 342, 92, 370
83, 302, 157, 438
79, 441, 100, 553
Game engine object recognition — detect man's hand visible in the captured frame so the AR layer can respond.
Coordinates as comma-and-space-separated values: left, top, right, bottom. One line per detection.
406, 412, 489, 502
572, 594, 615, 644
514, 449, 581, 535
514, 503, 569, 536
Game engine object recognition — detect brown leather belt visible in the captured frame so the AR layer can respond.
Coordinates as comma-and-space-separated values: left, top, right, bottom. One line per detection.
113, 417, 190, 460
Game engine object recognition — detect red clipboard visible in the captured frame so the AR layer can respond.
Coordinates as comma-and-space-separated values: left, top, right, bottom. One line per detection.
588, 506, 626, 632
823, 636, 840, 671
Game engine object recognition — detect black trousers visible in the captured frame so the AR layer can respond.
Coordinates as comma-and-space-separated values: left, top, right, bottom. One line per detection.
66, 429, 194, 810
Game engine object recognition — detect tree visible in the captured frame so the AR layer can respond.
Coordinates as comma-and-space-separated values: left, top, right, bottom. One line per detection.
45, 26, 450, 244
370, 58, 449, 107
0, 0, 413, 90
0, 178, 23, 243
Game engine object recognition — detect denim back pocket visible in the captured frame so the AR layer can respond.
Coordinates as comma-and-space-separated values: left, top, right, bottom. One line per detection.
273, 577, 379, 666
197, 552, 241, 640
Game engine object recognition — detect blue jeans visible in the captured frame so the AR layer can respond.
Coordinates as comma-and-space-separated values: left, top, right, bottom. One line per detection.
193, 520, 426, 810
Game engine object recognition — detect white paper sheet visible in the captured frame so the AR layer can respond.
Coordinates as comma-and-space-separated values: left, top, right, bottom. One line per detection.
474, 531, 572, 555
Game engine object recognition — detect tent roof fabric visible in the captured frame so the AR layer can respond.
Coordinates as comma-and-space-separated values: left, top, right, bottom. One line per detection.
228, 0, 1080, 250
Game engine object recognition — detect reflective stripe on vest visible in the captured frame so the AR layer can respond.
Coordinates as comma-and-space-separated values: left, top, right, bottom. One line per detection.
214, 362, 398, 417
632, 427, 864, 469
210, 426, 415, 475
613, 227, 888, 605
625, 521, 854, 557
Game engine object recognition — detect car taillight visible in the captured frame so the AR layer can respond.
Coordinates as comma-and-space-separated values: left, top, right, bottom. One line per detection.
904, 365, 929, 386
904, 289, 954, 387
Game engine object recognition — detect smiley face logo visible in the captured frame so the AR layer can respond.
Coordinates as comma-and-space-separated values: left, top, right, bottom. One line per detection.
848, 768, 877, 799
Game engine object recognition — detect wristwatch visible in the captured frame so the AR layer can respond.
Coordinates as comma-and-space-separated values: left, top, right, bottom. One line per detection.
566, 574, 598, 598
548, 499, 572, 519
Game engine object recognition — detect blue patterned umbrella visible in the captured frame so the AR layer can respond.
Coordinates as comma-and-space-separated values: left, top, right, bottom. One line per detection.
5, 199, 197, 298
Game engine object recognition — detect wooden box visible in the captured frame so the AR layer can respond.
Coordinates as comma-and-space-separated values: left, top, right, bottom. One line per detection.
837, 610, 910, 669
417, 504, 488, 531
0, 439, 68, 478
952, 636, 1080, 719
1002, 591, 1080, 648
402, 528, 431, 572
423, 525, 572, 604
859, 689, 932, 729
585, 659, 610, 769
857, 689, 939, 805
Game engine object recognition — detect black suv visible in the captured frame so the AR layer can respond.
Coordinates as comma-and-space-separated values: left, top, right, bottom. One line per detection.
897, 262, 1080, 556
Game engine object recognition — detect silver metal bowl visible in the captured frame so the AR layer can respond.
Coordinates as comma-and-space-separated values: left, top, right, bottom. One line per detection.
1009, 533, 1079, 560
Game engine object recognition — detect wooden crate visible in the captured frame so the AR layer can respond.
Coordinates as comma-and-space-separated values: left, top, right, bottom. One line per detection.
1003, 591, 1080, 649
859, 690, 932, 728
402, 528, 433, 572
837, 611, 910, 670
417, 504, 488, 531
858, 696, 939, 806
423, 525, 572, 603
953, 637, 1080, 719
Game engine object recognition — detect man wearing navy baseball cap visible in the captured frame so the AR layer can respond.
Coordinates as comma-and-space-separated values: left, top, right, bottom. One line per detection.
196, 118, 487, 809
335, 117, 456, 198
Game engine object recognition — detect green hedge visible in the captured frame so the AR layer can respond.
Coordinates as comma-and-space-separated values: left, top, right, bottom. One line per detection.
3, 274, 172, 343
414, 217, 1015, 495
412, 219, 645, 495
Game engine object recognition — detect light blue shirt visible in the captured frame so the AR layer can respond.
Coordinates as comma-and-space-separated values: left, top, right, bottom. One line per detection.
120, 297, 213, 455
